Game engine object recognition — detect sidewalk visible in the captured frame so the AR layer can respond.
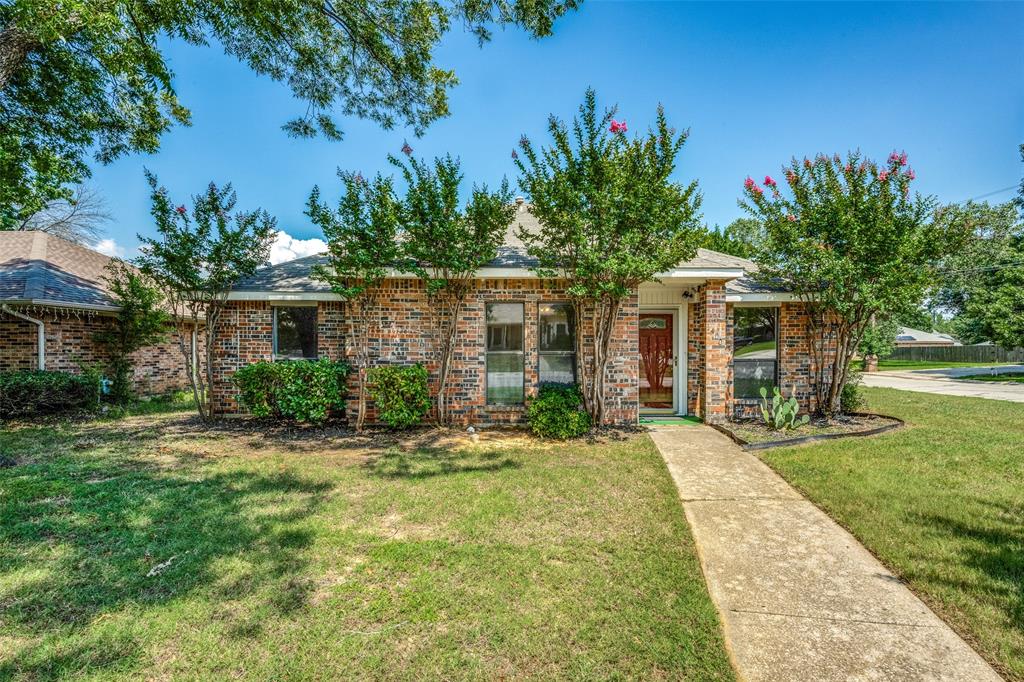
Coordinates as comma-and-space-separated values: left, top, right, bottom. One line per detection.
649, 425, 1002, 681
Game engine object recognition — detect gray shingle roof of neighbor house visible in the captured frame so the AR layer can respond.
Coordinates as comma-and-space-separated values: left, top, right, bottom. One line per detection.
0, 231, 119, 310
234, 200, 769, 293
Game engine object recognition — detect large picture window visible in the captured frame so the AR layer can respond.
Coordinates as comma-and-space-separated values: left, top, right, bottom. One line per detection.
538, 302, 576, 385
486, 302, 524, 404
733, 307, 777, 399
273, 305, 318, 360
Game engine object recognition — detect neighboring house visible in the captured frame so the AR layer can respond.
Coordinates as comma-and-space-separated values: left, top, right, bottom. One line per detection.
0, 231, 194, 395
212, 201, 825, 424
897, 323, 958, 346
894, 326, 960, 348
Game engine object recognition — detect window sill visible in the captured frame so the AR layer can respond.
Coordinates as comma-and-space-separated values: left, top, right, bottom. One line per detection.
484, 403, 525, 412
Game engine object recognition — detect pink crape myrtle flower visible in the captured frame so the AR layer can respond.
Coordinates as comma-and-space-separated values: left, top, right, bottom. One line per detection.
787, 214, 797, 222
906, 168, 916, 180
175, 205, 187, 215
401, 142, 413, 155
763, 175, 777, 187
786, 170, 797, 183
609, 119, 628, 134
844, 164, 852, 173
879, 170, 889, 181
744, 176, 756, 190
803, 158, 812, 169
752, 185, 764, 195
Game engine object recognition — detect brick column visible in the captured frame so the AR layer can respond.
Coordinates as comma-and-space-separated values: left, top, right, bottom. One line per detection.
700, 280, 729, 423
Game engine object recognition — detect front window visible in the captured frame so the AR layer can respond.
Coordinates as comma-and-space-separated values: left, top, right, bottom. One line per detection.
486, 302, 524, 404
274, 306, 318, 360
733, 307, 777, 399
538, 302, 576, 385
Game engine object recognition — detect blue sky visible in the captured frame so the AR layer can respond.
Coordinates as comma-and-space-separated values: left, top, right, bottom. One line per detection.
90, 1, 1024, 261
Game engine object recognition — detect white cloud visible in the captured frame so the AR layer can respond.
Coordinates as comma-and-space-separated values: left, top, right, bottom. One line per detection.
269, 230, 328, 265
93, 238, 126, 258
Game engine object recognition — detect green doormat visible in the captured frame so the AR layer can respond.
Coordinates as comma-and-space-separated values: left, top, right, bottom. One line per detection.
639, 415, 703, 425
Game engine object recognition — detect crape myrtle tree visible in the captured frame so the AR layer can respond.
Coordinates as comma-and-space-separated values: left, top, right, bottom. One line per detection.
93, 261, 170, 404
741, 151, 969, 417
515, 89, 705, 426
136, 172, 275, 421
0, 0, 577, 229
391, 152, 515, 425
307, 171, 401, 432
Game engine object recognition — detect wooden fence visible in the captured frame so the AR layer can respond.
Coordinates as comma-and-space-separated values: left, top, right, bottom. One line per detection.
887, 345, 1024, 363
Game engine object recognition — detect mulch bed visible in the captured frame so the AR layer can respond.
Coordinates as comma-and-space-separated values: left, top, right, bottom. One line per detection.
712, 412, 904, 450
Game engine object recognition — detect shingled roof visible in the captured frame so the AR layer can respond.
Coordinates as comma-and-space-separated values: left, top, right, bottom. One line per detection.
0, 231, 120, 310
234, 201, 757, 293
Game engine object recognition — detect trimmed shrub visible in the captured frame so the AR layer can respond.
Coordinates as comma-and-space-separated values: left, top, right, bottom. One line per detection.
367, 364, 431, 429
0, 370, 101, 418
840, 369, 866, 414
232, 359, 350, 424
526, 383, 591, 439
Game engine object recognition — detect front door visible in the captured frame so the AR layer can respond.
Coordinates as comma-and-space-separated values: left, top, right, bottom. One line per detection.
639, 313, 674, 411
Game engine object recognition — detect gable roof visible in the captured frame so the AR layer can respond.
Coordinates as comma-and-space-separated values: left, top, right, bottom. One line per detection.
0, 231, 119, 310
233, 201, 754, 294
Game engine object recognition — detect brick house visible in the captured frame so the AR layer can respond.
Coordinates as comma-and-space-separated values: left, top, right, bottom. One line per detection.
212, 201, 825, 425
0, 231, 195, 396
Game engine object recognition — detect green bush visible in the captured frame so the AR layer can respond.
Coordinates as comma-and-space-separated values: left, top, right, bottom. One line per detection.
367, 364, 431, 429
526, 383, 591, 439
840, 369, 865, 414
0, 370, 101, 418
232, 359, 350, 424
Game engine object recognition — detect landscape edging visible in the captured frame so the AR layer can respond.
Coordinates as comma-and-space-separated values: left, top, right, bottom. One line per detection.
709, 412, 905, 451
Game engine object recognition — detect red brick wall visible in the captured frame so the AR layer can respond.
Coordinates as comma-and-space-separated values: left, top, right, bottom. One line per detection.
211, 279, 639, 425
0, 309, 193, 395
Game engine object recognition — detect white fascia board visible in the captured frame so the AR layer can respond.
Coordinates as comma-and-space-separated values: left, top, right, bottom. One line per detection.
654, 268, 746, 280
227, 291, 345, 301
726, 293, 802, 304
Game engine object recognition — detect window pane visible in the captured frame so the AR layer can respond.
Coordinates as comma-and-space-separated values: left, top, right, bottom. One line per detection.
487, 352, 524, 404
734, 307, 777, 399
539, 303, 575, 352
275, 307, 318, 359
734, 307, 777, 358
539, 354, 575, 385
486, 303, 523, 351
734, 360, 777, 399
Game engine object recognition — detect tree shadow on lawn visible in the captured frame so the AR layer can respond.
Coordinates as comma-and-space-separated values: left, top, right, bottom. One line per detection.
910, 498, 1023, 669
363, 446, 521, 480
0, 442, 332, 678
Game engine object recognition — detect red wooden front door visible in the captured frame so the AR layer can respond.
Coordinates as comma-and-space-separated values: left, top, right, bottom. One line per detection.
639, 313, 673, 409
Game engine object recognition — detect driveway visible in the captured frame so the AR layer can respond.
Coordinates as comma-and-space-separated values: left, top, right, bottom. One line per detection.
861, 364, 1024, 403
649, 425, 1001, 681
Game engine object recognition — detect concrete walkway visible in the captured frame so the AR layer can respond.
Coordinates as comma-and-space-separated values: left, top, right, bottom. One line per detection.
862, 364, 1024, 403
649, 425, 1002, 682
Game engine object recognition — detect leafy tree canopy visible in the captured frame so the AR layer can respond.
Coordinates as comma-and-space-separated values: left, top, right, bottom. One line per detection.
0, 0, 577, 228
515, 88, 704, 424
136, 171, 276, 420
933, 201, 1024, 349
742, 151, 970, 415
703, 218, 762, 260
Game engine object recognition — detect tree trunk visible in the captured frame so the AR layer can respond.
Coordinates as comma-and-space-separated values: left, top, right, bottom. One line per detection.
0, 26, 36, 91
586, 296, 620, 427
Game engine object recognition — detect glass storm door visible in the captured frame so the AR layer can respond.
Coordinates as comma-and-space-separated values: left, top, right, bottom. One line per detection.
639, 313, 674, 411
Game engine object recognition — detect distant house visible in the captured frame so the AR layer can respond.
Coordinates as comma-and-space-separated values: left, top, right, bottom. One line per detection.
0, 231, 193, 395
895, 327, 960, 348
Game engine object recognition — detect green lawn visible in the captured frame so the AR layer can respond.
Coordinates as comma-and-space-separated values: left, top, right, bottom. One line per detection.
959, 372, 1024, 384
0, 413, 733, 680
853, 359, 1018, 372
757, 388, 1024, 680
